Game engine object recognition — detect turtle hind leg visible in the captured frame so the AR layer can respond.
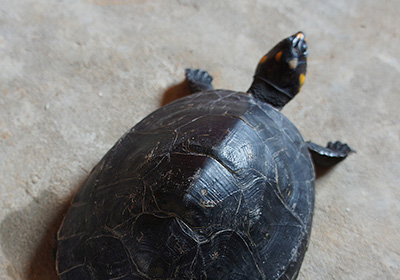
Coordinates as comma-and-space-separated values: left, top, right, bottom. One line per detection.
307, 141, 354, 168
185, 68, 214, 94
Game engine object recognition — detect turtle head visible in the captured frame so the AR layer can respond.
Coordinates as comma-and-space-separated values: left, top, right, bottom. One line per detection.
248, 31, 308, 109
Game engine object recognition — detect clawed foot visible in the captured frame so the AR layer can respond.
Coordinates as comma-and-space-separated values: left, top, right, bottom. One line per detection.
307, 140, 354, 168
326, 141, 355, 157
185, 68, 214, 94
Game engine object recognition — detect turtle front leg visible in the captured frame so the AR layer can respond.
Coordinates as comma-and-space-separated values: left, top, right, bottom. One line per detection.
307, 141, 354, 168
185, 68, 214, 94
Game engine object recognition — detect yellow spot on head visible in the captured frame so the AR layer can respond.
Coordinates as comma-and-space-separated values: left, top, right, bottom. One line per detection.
296, 32, 305, 41
275, 51, 283, 61
259, 55, 268, 64
299, 73, 306, 88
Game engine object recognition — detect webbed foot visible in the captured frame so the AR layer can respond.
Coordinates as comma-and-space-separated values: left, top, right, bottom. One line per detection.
307, 141, 354, 168
185, 68, 214, 94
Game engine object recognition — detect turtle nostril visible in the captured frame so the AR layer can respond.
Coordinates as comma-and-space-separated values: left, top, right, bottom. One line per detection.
296, 32, 305, 41
292, 31, 304, 42
292, 32, 307, 55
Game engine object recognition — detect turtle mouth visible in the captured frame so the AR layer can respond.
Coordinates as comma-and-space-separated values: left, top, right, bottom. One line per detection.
292, 32, 308, 56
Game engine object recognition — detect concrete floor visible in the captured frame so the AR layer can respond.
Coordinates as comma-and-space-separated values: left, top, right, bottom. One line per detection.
0, 0, 399, 279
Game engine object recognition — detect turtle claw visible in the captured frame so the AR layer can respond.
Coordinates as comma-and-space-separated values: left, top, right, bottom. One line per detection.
307, 140, 354, 168
185, 68, 214, 94
327, 141, 355, 156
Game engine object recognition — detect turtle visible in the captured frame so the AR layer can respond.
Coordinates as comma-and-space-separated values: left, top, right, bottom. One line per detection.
55, 32, 352, 280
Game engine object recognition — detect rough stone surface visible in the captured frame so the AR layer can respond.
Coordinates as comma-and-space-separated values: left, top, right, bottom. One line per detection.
0, 0, 399, 279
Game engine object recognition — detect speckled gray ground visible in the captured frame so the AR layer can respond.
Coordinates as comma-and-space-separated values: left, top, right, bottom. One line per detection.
0, 1, 399, 279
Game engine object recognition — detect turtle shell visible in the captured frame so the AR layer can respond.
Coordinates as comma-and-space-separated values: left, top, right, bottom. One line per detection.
56, 90, 315, 280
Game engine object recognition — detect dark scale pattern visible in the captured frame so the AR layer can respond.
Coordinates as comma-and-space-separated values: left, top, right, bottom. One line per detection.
56, 90, 315, 280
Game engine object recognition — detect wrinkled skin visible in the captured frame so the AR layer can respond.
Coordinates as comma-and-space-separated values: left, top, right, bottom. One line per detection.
56, 91, 315, 280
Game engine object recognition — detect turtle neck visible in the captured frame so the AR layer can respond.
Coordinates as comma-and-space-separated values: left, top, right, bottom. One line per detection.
247, 76, 291, 110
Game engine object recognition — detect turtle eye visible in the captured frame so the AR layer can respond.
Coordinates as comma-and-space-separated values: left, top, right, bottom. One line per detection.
301, 41, 308, 55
